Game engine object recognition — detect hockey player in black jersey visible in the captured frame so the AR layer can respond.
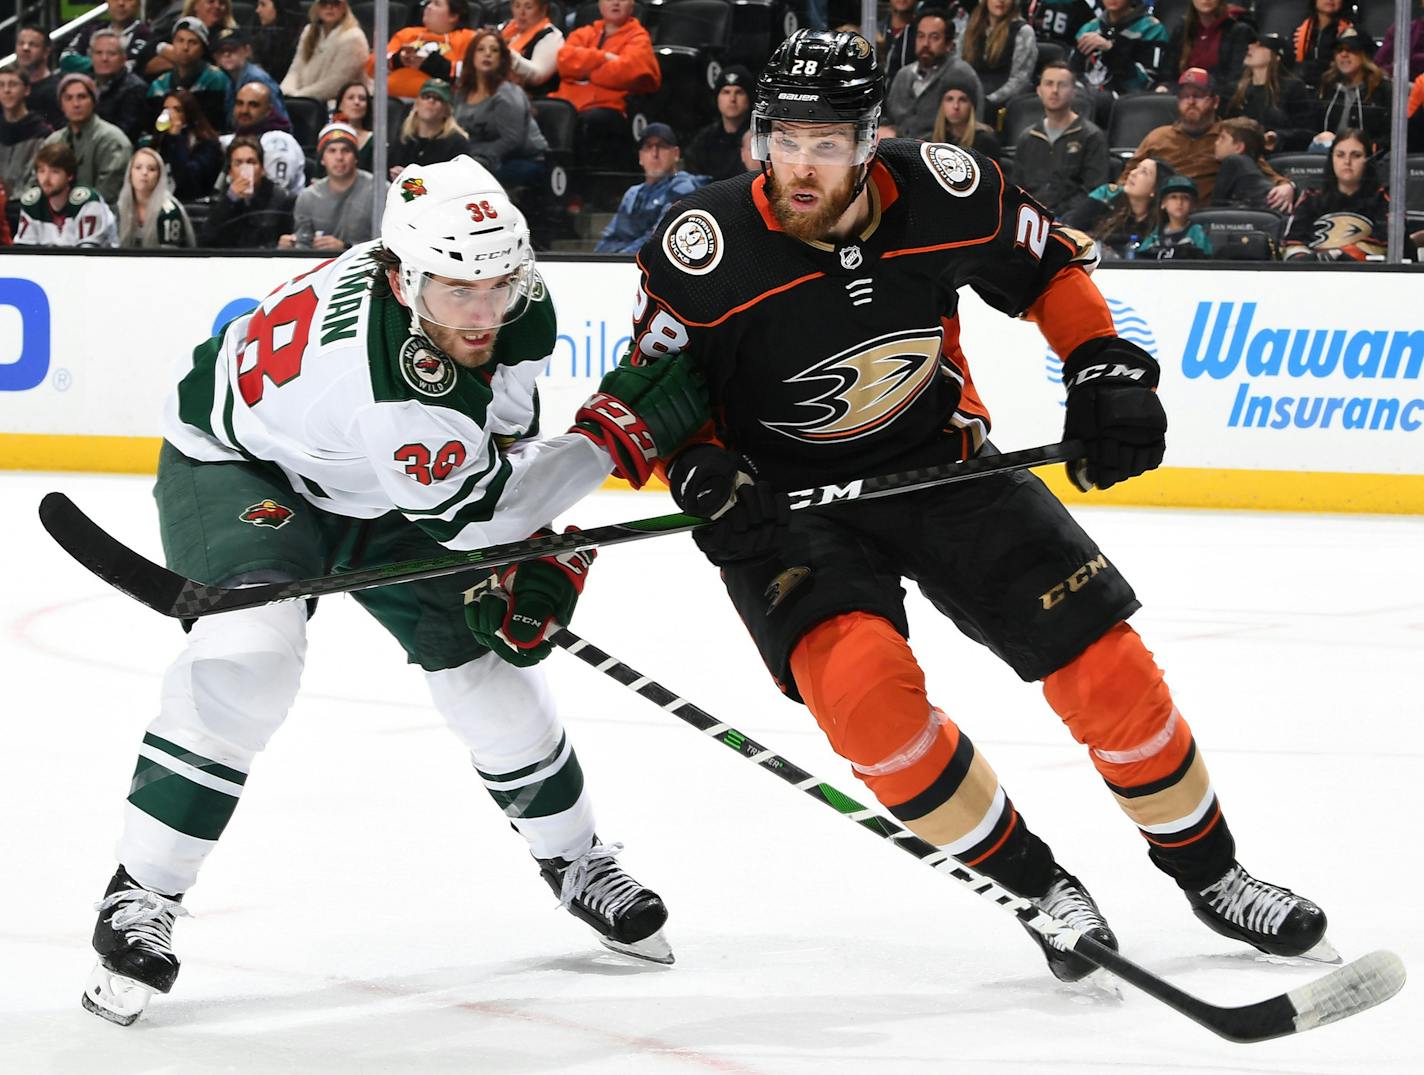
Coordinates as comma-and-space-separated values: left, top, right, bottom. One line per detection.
631, 30, 1332, 981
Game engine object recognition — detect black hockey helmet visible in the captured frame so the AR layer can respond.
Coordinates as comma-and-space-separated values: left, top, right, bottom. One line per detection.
752, 29, 883, 167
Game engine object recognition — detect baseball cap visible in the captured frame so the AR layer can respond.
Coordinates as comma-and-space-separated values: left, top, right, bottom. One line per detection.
1159, 174, 1199, 199
418, 78, 453, 104
1245, 31, 1289, 57
715, 64, 753, 92
317, 121, 360, 155
1176, 67, 1215, 96
212, 27, 252, 51
1334, 28, 1370, 53
173, 17, 210, 46
639, 122, 678, 148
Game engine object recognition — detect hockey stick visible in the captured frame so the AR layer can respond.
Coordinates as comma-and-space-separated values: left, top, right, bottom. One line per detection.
37, 440, 1081, 620
551, 628, 1405, 1044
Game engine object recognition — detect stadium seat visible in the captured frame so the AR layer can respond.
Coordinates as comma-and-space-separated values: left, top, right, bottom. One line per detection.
647, 0, 733, 132
1375, 153, 1424, 224
1191, 207, 1286, 260
231, 1, 257, 26
1107, 92, 1180, 157
1267, 151, 1328, 191
353, 2, 413, 39
284, 97, 329, 153
1356, 0, 1395, 43
1034, 40, 1065, 76
1251, 0, 1301, 41
533, 97, 577, 199
1149, 0, 1189, 37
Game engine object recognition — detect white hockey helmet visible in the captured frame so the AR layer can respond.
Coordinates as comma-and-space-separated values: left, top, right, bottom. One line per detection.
380, 155, 535, 333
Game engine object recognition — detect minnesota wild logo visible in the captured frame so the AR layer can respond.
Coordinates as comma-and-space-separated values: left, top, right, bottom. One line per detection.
400, 177, 429, 202
239, 499, 295, 529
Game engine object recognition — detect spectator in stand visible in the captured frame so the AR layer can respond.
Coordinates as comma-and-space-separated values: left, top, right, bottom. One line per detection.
738, 126, 757, 173
1211, 116, 1276, 206
1411, 72, 1424, 151
1221, 31, 1314, 151
1292, 0, 1356, 90
1137, 173, 1213, 258
960, 0, 1037, 115
387, 78, 472, 178
117, 146, 196, 247
883, 10, 984, 140
370, 0, 475, 101
502, 0, 564, 97
14, 142, 119, 247
278, 122, 374, 250
145, 0, 238, 80
930, 78, 1003, 160
552, 0, 661, 168
146, 88, 224, 201
213, 26, 289, 130
684, 65, 753, 182
879, 0, 920, 82
1165, 0, 1253, 89
42, 73, 133, 207
1312, 30, 1393, 151
0, 67, 52, 205
281, 0, 371, 107
1028, 0, 1097, 52
1284, 128, 1394, 259
250, 0, 302, 84
454, 30, 549, 188
1062, 155, 1177, 257
1011, 60, 1109, 217
0, 185, 9, 245
200, 133, 294, 247
16, 24, 62, 130
60, 0, 154, 75
147, 18, 231, 133
595, 123, 702, 253
1124, 68, 1294, 206
89, 29, 149, 145
225, 81, 305, 195
331, 81, 376, 170
1373, 3, 1424, 82
1071, 0, 1168, 104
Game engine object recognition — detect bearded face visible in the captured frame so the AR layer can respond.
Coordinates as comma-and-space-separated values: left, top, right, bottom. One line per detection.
767, 163, 861, 242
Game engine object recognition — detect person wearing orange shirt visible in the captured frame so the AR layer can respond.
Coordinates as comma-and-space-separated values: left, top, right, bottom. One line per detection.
552, 0, 660, 166
502, 0, 564, 97
368, 0, 476, 100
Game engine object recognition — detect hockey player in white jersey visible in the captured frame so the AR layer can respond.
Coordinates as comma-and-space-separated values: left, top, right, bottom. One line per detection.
81, 156, 711, 1026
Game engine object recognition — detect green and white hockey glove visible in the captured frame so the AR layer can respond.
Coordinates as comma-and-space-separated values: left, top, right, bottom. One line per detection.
465, 530, 595, 667
571, 350, 710, 488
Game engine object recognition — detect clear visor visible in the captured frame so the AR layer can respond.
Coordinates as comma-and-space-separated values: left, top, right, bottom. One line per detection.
751, 116, 878, 167
409, 258, 535, 332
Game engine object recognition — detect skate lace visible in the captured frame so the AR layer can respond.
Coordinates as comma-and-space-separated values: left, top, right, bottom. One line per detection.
96, 888, 190, 955
556, 842, 645, 921
1037, 876, 1105, 932
1198, 865, 1296, 936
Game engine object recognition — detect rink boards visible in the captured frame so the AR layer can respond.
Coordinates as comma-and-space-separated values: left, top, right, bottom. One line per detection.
0, 253, 1420, 513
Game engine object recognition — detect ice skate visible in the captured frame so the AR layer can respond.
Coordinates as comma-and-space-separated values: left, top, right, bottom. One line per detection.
538, 838, 673, 964
81, 866, 190, 1026
1187, 862, 1336, 961
1023, 866, 1119, 984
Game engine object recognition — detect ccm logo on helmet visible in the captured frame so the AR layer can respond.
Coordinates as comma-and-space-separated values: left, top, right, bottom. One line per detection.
469, 247, 514, 262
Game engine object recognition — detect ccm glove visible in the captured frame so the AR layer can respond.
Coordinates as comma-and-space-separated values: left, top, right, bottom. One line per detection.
465, 530, 595, 667
668, 444, 789, 564
1061, 337, 1167, 492
572, 352, 710, 488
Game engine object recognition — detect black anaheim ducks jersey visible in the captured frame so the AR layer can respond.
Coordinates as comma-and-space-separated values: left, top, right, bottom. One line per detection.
633, 139, 1093, 488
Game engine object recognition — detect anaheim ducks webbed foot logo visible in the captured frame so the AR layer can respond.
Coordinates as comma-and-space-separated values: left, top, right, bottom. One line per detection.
763, 566, 810, 614
239, 499, 295, 528
761, 328, 943, 443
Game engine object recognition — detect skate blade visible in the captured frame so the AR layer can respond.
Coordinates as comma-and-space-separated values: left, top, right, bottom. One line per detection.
1295, 936, 1342, 964
81, 963, 154, 1026
599, 928, 675, 965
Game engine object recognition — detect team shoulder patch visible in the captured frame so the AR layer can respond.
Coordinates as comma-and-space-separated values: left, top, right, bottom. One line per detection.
920, 142, 981, 198
399, 337, 457, 396
20, 187, 41, 207
662, 208, 725, 276
69, 185, 99, 206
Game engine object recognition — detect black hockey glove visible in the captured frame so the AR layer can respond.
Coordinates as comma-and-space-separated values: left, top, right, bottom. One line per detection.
668, 445, 789, 564
1061, 337, 1167, 492
465, 530, 594, 667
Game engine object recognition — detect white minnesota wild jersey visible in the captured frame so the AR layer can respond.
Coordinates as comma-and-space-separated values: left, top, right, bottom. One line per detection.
163, 240, 611, 550
14, 186, 118, 247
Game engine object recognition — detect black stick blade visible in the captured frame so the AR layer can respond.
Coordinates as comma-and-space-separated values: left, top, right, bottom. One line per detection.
38, 492, 190, 616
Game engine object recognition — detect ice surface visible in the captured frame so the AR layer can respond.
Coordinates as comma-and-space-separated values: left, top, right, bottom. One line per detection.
2, 472, 1420, 1074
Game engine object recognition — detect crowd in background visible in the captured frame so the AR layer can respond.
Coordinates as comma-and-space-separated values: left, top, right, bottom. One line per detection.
0, 0, 1420, 260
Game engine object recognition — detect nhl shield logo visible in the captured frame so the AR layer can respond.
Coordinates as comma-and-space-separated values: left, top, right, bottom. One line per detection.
921, 143, 981, 198
399, 337, 457, 396
663, 209, 724, 276
239, 499, 295, 529
838, 245, 863, 270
